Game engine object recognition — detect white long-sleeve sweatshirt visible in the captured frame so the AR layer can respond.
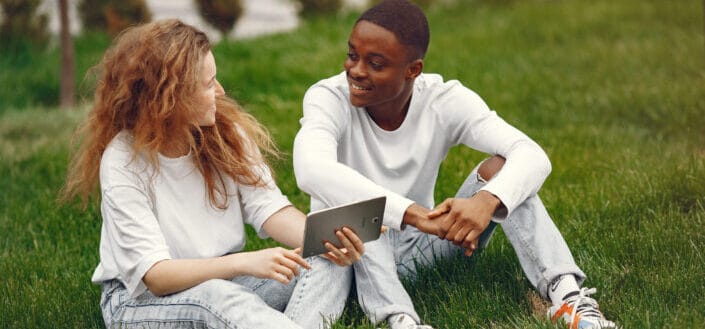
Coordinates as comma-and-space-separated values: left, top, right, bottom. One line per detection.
293, 72, 551, 230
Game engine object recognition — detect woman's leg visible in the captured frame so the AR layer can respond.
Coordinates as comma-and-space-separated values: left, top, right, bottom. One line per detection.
100, 278, 302, 329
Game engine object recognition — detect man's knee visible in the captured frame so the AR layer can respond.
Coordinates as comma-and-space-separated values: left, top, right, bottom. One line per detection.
478, 155, 505, 181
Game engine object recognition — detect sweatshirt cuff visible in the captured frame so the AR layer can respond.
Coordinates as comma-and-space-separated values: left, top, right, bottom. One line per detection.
479, 184, 514, 222
384, 194, 415, 231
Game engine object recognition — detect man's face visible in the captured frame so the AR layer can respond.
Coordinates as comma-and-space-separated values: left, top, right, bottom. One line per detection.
344, 20, 415, 111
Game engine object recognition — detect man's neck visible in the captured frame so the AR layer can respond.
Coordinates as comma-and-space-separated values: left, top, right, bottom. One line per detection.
365, 94, 412, 131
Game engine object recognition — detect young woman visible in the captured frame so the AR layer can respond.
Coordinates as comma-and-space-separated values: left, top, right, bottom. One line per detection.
62, 19, 364, 329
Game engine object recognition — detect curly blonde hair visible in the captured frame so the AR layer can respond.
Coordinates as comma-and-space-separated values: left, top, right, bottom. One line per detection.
62, 19, 278, 209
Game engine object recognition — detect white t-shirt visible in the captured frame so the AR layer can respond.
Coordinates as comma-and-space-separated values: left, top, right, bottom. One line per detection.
92, 131, 291, 297
293, 72, 551, 230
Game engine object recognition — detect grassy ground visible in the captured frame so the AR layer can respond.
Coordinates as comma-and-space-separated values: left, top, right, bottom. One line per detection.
1, 0, 704, 328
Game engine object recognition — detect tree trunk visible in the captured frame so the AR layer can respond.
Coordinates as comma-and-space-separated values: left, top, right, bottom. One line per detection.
59, 0, 75, 110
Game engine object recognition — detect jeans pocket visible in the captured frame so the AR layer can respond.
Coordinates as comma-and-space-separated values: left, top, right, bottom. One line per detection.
100, 280, 127, 324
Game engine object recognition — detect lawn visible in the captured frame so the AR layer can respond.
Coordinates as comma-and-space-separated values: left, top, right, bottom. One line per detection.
1, 0, 704, 328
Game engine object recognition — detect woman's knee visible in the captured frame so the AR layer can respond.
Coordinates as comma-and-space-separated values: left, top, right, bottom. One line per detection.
104, 279, 243, 328
478, 155, 506, 181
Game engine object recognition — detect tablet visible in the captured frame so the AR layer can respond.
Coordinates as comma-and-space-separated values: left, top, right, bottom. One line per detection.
301, 196, 386, 258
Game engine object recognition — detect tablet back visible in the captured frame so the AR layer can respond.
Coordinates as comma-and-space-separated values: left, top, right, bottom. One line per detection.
301, 196, 386, 258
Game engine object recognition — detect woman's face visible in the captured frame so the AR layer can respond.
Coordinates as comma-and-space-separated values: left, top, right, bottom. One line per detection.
194, 50, 224, 126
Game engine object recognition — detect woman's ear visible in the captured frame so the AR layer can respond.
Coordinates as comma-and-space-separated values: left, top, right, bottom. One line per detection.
406, 59, 423, 79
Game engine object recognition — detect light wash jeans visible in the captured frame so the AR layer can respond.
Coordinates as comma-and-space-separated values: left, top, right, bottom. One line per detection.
308, 160, 589, 328
387, 161, 587, 298
285, 228, 421, 327
100, 255, 350, 329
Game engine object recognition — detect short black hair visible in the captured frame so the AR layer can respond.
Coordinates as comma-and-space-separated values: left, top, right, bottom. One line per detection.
356, 0, 430, 60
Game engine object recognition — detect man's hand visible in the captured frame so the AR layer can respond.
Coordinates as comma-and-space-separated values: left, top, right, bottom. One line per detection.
402, 203, 477, 256
428, 191, 501, 256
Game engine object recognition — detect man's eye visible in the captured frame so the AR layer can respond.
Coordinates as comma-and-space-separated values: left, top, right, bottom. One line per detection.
347, 52, 358, 60
369, 61, 383, 69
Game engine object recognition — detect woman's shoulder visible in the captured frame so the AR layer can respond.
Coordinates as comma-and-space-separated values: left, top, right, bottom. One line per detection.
99, 131, 150, 185
102, 131, 134, 163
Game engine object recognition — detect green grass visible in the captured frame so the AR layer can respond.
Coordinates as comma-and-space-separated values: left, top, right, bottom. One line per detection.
1, 0, 704, 327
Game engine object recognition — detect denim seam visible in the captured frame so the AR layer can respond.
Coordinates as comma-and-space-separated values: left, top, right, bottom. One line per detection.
288, 258, 312, 321
507, 209, 545, 284
116, 298, 237, 329
112, 318, 211, 328
355, 253, 395, 323
249, 279, 268, 292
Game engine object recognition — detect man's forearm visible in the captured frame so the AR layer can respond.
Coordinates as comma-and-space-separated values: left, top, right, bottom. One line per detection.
403, 203, 446, 237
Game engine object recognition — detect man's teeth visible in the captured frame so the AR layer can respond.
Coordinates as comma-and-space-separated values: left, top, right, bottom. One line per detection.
352, 84, 369, 90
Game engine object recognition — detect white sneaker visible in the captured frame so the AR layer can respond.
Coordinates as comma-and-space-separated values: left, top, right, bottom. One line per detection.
548, 287, 618, 329
382, 313, 434, 329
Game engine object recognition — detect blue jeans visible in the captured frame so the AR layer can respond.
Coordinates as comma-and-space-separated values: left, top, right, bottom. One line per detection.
387, 161, 587, 298
100, 256, 350, 329
306, 160, 589, 327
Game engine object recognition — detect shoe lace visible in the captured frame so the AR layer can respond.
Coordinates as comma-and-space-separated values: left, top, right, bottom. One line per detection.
568, 287, 604, 322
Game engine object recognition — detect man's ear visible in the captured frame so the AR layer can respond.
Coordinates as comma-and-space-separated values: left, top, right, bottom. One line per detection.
406, 59, 423, 79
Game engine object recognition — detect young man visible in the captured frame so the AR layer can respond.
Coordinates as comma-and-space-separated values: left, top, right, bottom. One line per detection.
292, 0, 618, 328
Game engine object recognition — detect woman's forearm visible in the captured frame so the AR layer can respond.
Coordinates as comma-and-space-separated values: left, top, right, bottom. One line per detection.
262, 205, 307, 248
142, 253, 248, 296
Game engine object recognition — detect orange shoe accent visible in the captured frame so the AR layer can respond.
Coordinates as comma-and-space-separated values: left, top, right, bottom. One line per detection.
571, 315, 581, 329
551, 303, 574, 322
551, 302, 584, 329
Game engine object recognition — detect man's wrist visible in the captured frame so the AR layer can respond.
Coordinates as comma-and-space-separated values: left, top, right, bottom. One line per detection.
475, 190, 503, 213
402, 203, 426, 228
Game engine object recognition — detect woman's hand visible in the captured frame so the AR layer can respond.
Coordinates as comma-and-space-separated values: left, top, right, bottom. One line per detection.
234, 247, 311, 284
321, 227, 365, 266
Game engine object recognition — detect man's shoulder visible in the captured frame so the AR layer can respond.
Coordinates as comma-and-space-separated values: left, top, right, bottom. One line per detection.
308, 71, 348, 94
304, 72, 351, 113
417, 73, 465, 91
415, 73, 476, 104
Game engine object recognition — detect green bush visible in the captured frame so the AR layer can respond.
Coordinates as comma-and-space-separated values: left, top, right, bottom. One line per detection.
78, 0, 152, 35
297, 0, 342, 17
0, 0, 48, 48
194, 0, 243, 39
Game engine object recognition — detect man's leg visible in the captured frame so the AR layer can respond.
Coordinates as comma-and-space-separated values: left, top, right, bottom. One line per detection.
352, 232, 421, 324
394, 155, 584, 293
466, 156, 617, 328
392, 157, 502, 278
395, 156, 614, 328
284, 255, 353, 329
458, 155, 586, 298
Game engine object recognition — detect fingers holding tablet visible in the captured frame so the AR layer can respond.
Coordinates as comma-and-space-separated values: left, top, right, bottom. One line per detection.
322, 227, 365, 265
